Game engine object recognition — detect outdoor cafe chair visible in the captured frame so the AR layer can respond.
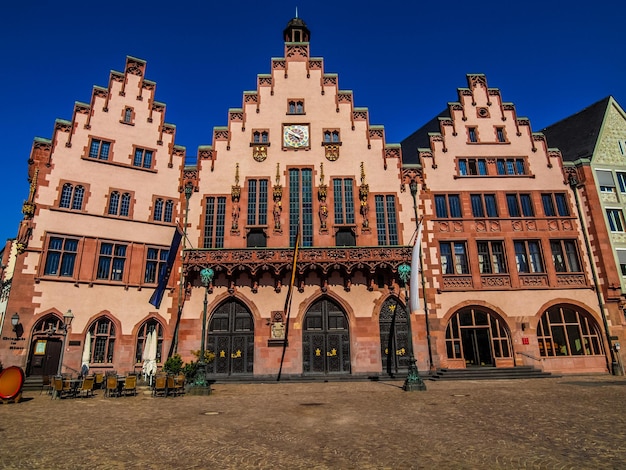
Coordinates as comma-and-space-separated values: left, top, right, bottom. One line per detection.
77, 377, 95, 398
152, 375, 167, 397
105, 375, 119, 398
94, 373, 104, 390
173, 374, 185, 396
62, 378, 76, 398
51, 376, 63, 399
121, 375, 137, 396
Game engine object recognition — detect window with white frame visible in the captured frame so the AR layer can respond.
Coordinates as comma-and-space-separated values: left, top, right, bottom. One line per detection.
606, 208, 626, 232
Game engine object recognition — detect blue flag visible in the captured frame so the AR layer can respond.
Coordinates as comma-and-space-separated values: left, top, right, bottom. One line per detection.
149, 227, 182, 308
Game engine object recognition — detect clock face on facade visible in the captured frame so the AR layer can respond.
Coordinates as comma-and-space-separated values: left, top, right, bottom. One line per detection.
283, 124, 310, 148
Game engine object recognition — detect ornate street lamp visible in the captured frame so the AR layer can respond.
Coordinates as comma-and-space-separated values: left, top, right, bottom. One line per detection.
397, 263, 426, 391
11, 313, 21, 334
56, 309, 74, 377
194, 267, 214, 389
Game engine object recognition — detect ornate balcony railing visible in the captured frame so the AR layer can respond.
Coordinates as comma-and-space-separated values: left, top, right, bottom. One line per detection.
183, 245, 412, 277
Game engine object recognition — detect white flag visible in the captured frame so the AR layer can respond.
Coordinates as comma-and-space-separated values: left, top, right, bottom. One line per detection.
409, 223, 422, 313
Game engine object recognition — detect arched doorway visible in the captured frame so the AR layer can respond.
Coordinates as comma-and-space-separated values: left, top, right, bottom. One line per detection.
302, 297, 351, 375
445, 307, 512, 367
26, 315, 64, 377
379, 297, 410, 376
207, 299, 254, 376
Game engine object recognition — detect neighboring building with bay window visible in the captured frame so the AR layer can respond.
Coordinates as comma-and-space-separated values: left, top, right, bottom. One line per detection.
541, 96, 626, 373
401, 75, 618, 374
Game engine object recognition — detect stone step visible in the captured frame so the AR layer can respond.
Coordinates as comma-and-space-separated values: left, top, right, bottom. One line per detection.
429, 366, 556, 381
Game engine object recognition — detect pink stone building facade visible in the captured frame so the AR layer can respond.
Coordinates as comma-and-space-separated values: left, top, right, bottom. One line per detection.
1, 18, 623, 380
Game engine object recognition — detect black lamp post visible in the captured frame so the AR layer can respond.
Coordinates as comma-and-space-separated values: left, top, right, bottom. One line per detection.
397, 263, 426, 391
193, 267, 214, 390
56, 309, 74, 377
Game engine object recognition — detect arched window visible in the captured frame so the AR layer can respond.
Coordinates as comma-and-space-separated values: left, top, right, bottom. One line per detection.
120, 193, 131, 216
60, 183, 73, 208
135, 319, 163, 364
154, 199, 164, 221
72, 185, 85, 210
538, 305, 603, 356
164, 200, 174, 222
89, 317, 116, 363
124, 107, 132, 123
108, 191, 120, 215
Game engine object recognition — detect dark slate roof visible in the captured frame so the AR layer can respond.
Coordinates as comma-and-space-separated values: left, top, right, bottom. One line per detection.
540, 97, 611, 162
400, 108, 450, 165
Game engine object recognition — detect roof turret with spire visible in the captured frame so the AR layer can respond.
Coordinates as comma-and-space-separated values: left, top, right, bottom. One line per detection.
283, 9, 310, 43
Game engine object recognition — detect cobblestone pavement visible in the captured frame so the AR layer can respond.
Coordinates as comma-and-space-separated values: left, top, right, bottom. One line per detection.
1, 375, 625, 469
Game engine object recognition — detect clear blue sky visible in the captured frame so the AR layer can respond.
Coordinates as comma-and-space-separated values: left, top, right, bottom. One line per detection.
1, 0, 624, 244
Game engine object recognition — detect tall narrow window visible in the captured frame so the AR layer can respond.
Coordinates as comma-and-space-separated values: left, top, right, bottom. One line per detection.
606, 209, 625, 232
375, 195, 398, 245
108, 192, 120, 215
90, 317, 115, 363
203, 196, 226, 248
616, 172, 626, 193
89, 139, 111, 160
133, 148, 153, 169
514, 240, 544, 273
551, 240, 581, 272
144, 247, 169, 284
247, 179, 268, 226
468, 127, 477, 142
333, 178, 355, 225
153, 199, 164, 221
43, 237, 79, 277
496, 127, 506, 142
289, 168, 313, 247
123, 108, 132, 123
96, 242, 127, 281
507, 193, 533, 217
435, 194, 462, 218
477, 241, 507, 274
470, 194, 499, 217
164, 200, 174, 223
439, 241, 469, 274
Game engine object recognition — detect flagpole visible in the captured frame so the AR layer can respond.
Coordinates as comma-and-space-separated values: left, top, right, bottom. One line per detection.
169, 182, 193, 358
409, 180, 435, 372
277, 223, 300, 381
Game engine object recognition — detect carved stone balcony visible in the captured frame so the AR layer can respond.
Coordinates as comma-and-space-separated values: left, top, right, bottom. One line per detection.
183, 245, 412, 278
